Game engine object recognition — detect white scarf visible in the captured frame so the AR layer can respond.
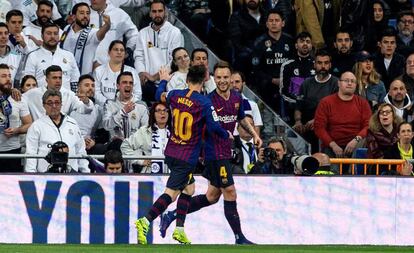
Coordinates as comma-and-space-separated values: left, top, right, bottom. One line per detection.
150, 126, 170, 173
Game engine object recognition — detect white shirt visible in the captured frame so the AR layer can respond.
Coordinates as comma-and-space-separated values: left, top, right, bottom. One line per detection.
23, 47, 80, 90
22, 22, 64, 46
89, 2, 139, 64
8, 32, 38, 55
61, 25, 100, 75
22, 86, 94, 121
94, 63, 142, 106
240, 138, 257, 174
20, 0, 62, 27
167, 71, 187, 91
72, 0, 146, 8
0, 0, 11, 22
0, 97, 30, 151
134, 21, 183, 75
70, 104, 100, 138
0, 48, 22, 85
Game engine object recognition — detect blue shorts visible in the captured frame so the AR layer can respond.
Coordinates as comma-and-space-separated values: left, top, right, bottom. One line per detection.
203, 159, 234, 188
165, 156, 195, 191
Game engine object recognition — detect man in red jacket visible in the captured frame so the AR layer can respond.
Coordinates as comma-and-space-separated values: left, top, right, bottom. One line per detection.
314, 71, 372, 174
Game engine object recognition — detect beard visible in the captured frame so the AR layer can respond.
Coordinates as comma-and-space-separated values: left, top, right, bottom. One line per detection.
246, 1, 259, 10
0, 83, 11, 96
75, 18, 89, 29
152, 17, 164, 26
317, 70, 329, 78
38, 15, 51, 26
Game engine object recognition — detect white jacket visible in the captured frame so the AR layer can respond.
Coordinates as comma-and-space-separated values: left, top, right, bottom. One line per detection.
23, 47, 80, 90
94, 63, 142, 106
102, 96, 148, 139
23, 86, 94, 121
25, 114, 89, 173
0, 47, 22, 84
134, 21, 183, 75
90, 2, 139, 64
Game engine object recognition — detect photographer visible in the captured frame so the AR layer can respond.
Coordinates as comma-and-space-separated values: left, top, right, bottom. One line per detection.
255, 137, 294, 174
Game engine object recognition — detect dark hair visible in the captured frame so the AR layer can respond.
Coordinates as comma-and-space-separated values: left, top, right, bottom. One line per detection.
398, 10, 414, 22
150, 0, 166, 9
171, 47, 188, 73
268, 136, 286, 151
266, 9, 284, 21
72, 2, 90, 15
0, 63, 9, 70
231, 70, 246, 82
213, 61, 232, 73
336, 28, 353, 40
108, 40, 125, 52
148, 102, 171, 131
116, 71, 133, 84
20, 75, 38, 90
191, 48, 208, 61
104, 150, 123, 168
42, 89, 62, 104
315, 49, 331, 60
38, 0, 53, 10
45, 65, 62, 77
41, 22, 59, 35
379, 27, 397, 41
78, 74, 94, 84
296, 31, 312, 41
398, 121, 413, 133
0, 22, 8, 31
6, 9, 23, 22
187, 65, 206, 84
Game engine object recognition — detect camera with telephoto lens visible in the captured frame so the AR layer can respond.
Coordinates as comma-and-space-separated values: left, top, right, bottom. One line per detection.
263, 147, 277, 161
45, 141, 69, 173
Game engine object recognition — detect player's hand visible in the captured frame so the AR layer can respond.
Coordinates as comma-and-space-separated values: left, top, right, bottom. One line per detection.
3, 128, 16, 137
159, 66, 171, 81
344, 139, 358, 156
330, 142, 344, 158
253, 134, 262, 148
227, 130, 234, 140
123, 101, 135, 113
11, 88, 21, 102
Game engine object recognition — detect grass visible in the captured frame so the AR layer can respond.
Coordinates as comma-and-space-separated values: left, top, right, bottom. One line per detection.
1, 244, 414, 253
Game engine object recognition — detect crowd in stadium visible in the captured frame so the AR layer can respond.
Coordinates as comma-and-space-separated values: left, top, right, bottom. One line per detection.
1, 0, 414, 175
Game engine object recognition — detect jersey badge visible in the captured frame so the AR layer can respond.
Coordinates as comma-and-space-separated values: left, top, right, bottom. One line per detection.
265, 40, 272, 52
68, 129, 74, 135
147, 41, 154, 48
63, 58, 67, 64
131, 112, 136, 120
252, 57, 260, 66
294, 68, 299, 76
217, 107, 224, 112
285, 44, 290, 51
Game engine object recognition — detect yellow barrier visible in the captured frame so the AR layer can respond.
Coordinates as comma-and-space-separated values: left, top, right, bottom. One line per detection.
329, 158, 406, 175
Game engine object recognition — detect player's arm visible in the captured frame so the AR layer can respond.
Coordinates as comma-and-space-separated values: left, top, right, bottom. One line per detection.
239, 117, 262, 148
204, 102, 229, 139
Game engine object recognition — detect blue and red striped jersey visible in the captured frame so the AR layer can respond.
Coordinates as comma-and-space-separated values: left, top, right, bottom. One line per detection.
205, 90, 245, 160
164, 89, 228, 166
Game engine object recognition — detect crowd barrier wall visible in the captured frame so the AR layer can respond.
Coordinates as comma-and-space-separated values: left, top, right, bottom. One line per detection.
1, 175, 414, 245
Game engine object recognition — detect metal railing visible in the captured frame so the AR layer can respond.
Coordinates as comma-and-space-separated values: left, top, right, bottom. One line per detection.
330, 158, 406, 175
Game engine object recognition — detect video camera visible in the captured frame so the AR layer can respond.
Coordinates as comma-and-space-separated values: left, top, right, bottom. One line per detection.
44, 141, 69, 173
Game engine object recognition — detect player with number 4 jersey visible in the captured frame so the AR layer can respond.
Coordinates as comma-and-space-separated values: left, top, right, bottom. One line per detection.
135, 65, 230, 245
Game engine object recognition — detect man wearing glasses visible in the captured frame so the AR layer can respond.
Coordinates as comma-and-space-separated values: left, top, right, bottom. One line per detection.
25, 88, 89, 173
314, 71, 371, 174
396, 10, 414, 58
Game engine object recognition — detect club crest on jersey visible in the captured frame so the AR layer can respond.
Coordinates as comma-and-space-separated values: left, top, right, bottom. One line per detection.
63, 58, 67, 64
285, 44, 290, 51
147, 41, 154, 48
131, 112, 136, 120
265, 40, 272, 52
294, 68, 299, 76
310, 69, 316, 75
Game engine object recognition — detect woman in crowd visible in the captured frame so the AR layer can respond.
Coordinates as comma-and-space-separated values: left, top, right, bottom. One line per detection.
20, 75, 37, 93
366, 103, 401, 159
167, 47, 191, 92
365, 0, 389, 53
120, 102, 171, 173
353, 51, 386, 109
383, 121, 414, 176
94, 40, 142, 106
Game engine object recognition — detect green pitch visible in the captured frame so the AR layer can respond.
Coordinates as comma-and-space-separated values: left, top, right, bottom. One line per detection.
0, 244, 414, 253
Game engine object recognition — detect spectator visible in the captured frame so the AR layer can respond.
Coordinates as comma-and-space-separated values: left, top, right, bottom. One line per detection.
0, 22, 22, 84
231, 70, 263, 135
89, 0, 139, 67
102, 71, 148, 140
60, 2, 111, 75
365, 0, 390, 53
280, 31, 314, 123
6, 9, 37, 56
22, 0, 63, 47
384, 79, 413, 121
190, 48, 216, 94
353, 50, 386, 109
0, 64, 32, 172
340, 0, 369, 51
228, 0, 266, 73
231, 115, 261, 174
20, 75, 38, 93
400, 52, 414, 100
251, 9, 294, 111
23, 65, 93, 121
69, 74, 101, 154
121, 102, 170, 173
294, 50, 338, 153
0, 0, 10, 23
366, 103, 401, 159
167, 47, 190, 92
383, 121, 414, 175
396, 10, 414, 58
25, 89, 90, 173
262, 0, 295, 36
312, 152, 335, 175
255, 137, 294, 174
314, 71, 371, 173
104, 149, 124, 174
94, 40, 141, 107
295, 0, 341, 50
19, 0, 62, 27
134, 0, 183, 106
373, 27, 405, 90
331, 29, 355, 77
23, 23, 80, 92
